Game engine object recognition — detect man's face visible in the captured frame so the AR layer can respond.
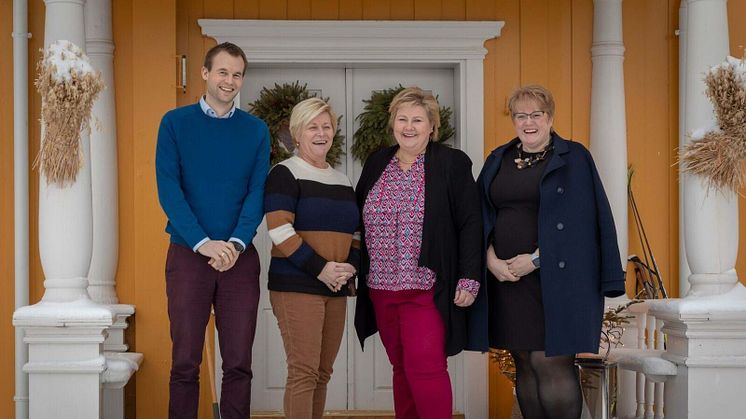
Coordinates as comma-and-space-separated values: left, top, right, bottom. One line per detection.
201, 51, 245, 110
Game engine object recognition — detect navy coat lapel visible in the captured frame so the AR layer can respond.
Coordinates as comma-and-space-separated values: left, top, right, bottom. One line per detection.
541, 133, 569, 181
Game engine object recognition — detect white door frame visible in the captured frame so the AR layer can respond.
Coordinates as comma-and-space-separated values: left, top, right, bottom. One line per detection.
199, 19, 504, 418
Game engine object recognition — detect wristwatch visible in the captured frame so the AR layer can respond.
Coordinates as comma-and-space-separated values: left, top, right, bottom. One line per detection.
230, 241, 245, 254
531, 252, 540, 269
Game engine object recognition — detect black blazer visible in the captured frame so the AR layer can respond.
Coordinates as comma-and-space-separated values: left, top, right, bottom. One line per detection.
354, 142, 488, 356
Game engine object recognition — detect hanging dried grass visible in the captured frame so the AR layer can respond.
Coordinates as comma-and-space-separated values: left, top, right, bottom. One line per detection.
680, 57, 746, 192
33, 40, 104, 186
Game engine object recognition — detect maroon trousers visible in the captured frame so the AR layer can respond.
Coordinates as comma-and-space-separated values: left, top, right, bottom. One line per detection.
369, 288, 453, 419
165, 243, 260, 419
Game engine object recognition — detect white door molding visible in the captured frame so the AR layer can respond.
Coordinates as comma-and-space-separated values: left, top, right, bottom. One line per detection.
198, 19, 503, 178
199, 19, 504, 418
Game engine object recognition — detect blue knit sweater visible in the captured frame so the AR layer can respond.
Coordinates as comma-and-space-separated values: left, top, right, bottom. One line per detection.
156, 103, 270, 250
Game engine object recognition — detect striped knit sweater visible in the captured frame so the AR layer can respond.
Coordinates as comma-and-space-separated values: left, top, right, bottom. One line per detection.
264, 156, 360, 296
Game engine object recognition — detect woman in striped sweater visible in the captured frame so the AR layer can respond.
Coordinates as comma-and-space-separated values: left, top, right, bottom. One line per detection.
263, 98, 360, 419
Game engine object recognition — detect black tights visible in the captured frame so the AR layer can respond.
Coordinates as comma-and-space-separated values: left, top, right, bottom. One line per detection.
510, 351, 582, 419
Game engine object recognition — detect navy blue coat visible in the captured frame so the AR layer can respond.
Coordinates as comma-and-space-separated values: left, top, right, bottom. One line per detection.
476, 133, 626, 356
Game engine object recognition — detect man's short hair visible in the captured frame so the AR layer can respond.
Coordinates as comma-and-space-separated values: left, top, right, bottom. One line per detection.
203, 42, 249, 76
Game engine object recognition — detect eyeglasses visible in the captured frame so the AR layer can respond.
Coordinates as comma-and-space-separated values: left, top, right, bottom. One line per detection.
512, 111, 546, 122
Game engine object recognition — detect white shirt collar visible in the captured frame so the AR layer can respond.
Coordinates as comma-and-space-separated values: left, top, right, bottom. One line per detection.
199, 96, 236, 119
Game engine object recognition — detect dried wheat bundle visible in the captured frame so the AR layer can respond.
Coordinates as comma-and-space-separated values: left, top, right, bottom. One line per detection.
34, 40, 104, 186
681, 57, 746, 192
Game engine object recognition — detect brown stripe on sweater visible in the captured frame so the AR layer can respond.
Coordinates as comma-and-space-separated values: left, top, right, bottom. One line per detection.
266, 210, 296, 229
273, 234, 302, 257
270, 230, 353, 262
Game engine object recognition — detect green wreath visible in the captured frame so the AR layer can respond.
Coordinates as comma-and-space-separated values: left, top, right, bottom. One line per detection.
248, 81, 345, 166
351, 85, 455, 163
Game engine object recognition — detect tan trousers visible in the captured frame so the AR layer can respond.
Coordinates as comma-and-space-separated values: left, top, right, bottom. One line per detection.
270, 291, 347, 419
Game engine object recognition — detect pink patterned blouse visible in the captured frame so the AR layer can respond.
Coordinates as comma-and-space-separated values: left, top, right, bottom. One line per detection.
363, 154, 480, 297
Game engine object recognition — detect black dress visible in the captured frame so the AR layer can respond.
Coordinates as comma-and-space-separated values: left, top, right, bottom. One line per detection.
488, 142, 553, 350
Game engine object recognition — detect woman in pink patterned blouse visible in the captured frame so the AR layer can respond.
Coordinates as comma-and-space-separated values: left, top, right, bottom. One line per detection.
354, 87, 486, 419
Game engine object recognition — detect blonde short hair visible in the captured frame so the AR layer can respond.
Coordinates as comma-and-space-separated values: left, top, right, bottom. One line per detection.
289, 98, 337, 142
388, 87, 440, 140
507, 85, 556, 118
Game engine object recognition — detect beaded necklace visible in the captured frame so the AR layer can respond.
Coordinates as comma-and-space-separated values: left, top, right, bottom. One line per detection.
514, 141, 554, 169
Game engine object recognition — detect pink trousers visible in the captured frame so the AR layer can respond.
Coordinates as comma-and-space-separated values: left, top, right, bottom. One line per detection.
370, 288, 453, 419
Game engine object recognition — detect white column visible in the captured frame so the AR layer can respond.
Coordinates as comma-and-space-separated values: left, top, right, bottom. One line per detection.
13, 1, 114, 418
85, 0, 120, 305
678, 1, 692, 296
682, 0, 738, 296
647, 3, 746, 417
84, 3, 141, 418
589, 3, 635, 416
36, 0, 94, 303
650, 290, 746, 419
589, 0, 628, 271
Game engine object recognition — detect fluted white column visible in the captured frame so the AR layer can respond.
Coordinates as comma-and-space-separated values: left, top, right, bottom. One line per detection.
13, 1, 114, 418
682, 0, 738, 296
85, 0, 119, 305
678, 2, 692, 296
589, 2, 635, 416
84, 4, 141, 418
643, 3, 744, 418
589, 0, 628, 271
37, 0, 94, 303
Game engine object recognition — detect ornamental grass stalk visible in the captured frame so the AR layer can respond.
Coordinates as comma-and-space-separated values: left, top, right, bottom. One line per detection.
681, 56, 746, 192
34, 40, 104, 186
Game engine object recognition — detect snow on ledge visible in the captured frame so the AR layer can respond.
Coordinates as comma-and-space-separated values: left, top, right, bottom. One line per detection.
648, 283, 746, 317
103, 352, 144, 389
13, 298, 115, 327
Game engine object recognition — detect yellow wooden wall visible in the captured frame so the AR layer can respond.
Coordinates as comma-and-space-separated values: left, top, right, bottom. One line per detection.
0, 0, 16, 416
2, 0, 746, 418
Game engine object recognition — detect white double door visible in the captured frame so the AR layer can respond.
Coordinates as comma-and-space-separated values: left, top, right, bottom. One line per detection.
215, 65, 466, 412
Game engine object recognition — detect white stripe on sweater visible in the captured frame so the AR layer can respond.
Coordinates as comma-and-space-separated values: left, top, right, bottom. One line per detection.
268, 223, 296, 246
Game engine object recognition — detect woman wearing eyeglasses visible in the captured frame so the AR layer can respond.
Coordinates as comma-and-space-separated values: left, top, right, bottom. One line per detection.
476, 85, 626, 419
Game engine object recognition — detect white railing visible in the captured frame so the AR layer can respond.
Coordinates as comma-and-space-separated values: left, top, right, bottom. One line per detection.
607, 301, 676, 419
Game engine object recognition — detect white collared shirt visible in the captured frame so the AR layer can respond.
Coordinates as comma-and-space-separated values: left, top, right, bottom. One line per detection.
199, 95, 236, 119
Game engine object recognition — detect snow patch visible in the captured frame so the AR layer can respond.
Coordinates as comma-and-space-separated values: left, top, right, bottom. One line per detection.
710, 55, 746, 78
650, 283, 746, 315
45, 40, 96, 82
689, 120, 720, 140
13, 297, 114, 326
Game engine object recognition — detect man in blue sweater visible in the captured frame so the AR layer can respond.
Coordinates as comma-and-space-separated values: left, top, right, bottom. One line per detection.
156, 42, 270, 419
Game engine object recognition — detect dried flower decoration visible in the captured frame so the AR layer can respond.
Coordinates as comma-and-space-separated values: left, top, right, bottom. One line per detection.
247, 82, 345, 166
600, 299, 642, 360
680, 56, 746, 192
34, 40, 104, 186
